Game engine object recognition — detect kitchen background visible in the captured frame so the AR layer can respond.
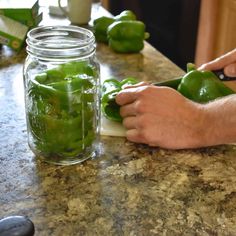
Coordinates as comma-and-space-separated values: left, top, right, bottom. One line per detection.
1, 0, 235, 70
101, 0, 236, 70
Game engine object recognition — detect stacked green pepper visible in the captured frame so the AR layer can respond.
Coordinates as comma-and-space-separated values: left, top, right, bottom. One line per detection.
93, 10, 149, 53
27, 61, 98, 158
93, 10, 136, 43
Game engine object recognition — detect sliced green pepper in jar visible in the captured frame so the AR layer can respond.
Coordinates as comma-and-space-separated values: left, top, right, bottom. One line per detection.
28, 61, 97, 158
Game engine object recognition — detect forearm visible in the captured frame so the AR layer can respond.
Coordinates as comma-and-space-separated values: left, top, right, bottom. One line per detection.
202, 94, 236, 146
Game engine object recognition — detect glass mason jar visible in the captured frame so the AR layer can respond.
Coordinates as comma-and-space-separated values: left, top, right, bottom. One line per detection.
23, 25, 100, 165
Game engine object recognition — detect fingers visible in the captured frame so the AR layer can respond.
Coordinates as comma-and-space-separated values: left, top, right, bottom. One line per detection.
126, 129, 144, 144
115, 87, 138, 106
224, 63, 236, 77
116, 85, 155, 106
122, 116, 138, 129
122, 116, 145, 143
198, 48, 236, 71
120, 103, 137, 117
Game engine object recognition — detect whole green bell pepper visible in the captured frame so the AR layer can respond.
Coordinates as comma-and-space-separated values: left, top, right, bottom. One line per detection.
93, 10, 136, 43
93, 16, 115, 43
101, 77, 138, 122
107, 20, 149, 53
177, 70, 235, 103
155, 63, 235, 103
114, 10, 136, 21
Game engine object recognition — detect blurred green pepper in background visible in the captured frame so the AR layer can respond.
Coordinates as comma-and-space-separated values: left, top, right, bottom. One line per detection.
107, 20, 149, 53
93, 16, 115, 43
93, 9, 149, 53
114, 10, 136, 21
93, 10, 136, 43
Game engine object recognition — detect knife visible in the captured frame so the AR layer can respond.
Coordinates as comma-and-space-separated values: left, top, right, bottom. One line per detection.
213, 69, 236, 81
153, 69, 236, 88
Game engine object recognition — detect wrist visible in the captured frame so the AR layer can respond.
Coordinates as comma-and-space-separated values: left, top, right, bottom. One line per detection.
198, 104, 220, 147
198, 96, 236, 147
189, 103, 215, 148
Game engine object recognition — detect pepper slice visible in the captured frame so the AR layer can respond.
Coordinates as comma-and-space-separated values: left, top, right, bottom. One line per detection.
101, 77, 138, 122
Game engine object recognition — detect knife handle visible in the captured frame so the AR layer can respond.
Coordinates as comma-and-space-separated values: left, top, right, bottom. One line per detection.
213, 69, 236, 81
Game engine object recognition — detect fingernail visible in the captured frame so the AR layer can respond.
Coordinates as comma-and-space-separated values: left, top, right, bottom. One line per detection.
198, 64, 206, 70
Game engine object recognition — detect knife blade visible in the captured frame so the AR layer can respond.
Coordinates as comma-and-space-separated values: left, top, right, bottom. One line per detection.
153, 76, 182, 89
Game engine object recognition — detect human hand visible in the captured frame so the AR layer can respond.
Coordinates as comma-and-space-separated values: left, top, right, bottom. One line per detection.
116, 85, 207, 149
198, 48, 236, 77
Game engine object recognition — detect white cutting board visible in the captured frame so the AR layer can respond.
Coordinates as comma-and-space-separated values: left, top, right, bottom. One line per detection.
100, 115, 126, 137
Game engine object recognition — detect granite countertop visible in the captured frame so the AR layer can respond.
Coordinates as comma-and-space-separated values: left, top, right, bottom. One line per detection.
1, 5, 236, 236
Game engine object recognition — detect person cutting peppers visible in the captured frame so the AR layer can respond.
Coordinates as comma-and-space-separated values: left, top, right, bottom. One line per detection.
115, 48, 236, 149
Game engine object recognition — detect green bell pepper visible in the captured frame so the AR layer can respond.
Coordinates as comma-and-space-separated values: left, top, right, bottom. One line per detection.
101, 77, 138, 122
93, 16, 115, 43
107, 20, 149, 53
93, 10, 136, 43
178, 71, 235, 104
114, 10, 136, 21
155, 63, 235, 103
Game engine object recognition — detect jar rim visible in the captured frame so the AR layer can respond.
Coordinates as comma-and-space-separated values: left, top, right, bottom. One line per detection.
27, 25, 94, 48
26, 25, 96, 61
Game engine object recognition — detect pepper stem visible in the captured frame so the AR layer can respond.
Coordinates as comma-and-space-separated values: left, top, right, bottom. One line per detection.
144, 32, 150, 40
186, 63, 196, 72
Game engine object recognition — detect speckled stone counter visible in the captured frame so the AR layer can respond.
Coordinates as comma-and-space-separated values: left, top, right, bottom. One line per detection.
1, 5, 236, 236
